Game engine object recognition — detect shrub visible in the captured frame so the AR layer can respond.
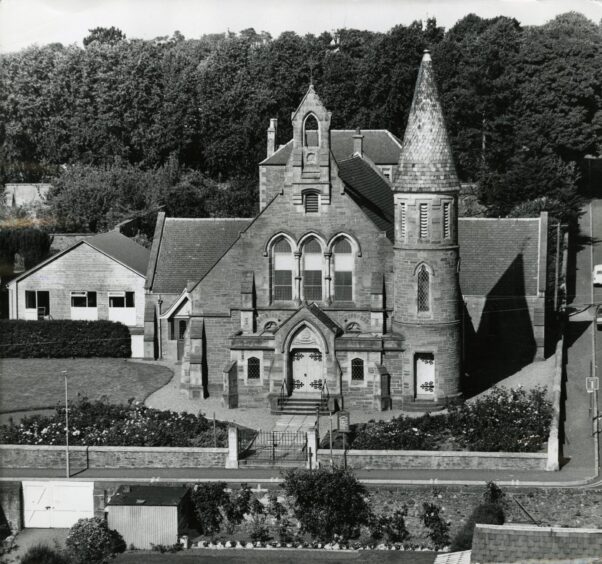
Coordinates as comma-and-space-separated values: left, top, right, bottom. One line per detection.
384, 508, 410, 543
65, 517, 125, 564
483, 481, 505, 505
421, 503, 450, 550
451, 502, 505, 551
190, 482, 230, 535
21, 544, 70, 564
0, 397, 229, 447
0, 320, 130, 358
281, 467, 372, 541
350, 386, 552, 453
448, 386, 552, 452
352, 413, 448, 450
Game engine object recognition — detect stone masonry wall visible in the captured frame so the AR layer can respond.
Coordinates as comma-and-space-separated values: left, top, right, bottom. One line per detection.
471, 524, 602, 563
0, 482, 21, 532
317, 449, 547, 471
0, 445, 227, 469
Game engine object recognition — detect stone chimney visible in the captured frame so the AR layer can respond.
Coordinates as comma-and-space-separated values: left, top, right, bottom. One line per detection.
353, 127, 363, 157
267, 118, 278, 158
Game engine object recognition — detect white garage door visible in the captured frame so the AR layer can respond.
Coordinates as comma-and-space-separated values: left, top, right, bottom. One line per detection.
23, 481, 94, 528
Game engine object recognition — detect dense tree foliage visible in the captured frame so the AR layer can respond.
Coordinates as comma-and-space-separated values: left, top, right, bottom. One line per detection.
2, 13, 600, 227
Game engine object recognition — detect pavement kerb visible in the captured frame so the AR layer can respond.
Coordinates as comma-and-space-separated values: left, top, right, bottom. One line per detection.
1, 474, 600, 488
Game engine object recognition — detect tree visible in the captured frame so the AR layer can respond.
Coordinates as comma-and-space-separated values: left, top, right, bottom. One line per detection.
83, 27, 126, 47
281, 467, 372, 541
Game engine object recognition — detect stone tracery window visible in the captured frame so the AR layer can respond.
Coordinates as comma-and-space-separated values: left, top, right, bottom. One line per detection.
417, 264, 430, 312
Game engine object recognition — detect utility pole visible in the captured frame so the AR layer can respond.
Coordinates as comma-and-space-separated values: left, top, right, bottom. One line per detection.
62, 370, 70, 478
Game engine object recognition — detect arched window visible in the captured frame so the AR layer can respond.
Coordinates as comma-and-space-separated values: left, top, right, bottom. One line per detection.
302, 237, 322, 301
417, 264, 430, 312
263, 321, 278, 333
247, 357, 261, 379
351, 358, 364, 381
272, 238, 293, 301
345, 321, 361, 333
333, 238, 353, 301
304, 114, 319, 147
304, 192, 319, 213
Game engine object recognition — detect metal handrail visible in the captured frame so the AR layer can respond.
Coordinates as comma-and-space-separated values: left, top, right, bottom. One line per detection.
279, 379, 287, 411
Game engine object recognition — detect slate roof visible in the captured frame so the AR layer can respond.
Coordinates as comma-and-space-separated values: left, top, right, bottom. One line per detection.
337, 155, 394, 238
8, 231, 149, 285
86, 231, 150, 276
394, 51, 460, 193
107, 485, 187, 507
458, 218, 540, 296
149, 217, 251, 294
261, 130, 402, 166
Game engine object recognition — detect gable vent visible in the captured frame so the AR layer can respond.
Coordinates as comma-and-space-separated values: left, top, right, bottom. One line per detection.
305, 192, 319, 213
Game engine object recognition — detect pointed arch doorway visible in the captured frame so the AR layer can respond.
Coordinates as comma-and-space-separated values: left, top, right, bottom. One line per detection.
288, 326, 324, 395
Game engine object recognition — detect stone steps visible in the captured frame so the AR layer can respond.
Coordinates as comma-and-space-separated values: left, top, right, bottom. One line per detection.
272, 396, 330, 415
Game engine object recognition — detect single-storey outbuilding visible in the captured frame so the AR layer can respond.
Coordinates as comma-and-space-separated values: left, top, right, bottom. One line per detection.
7, 231, 150, 357
106, 485, 191, 549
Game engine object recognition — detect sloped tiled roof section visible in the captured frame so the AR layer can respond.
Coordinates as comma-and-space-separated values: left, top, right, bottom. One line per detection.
150, 218, 251, 294
261, 130, 402, 166
86, 231, 150, 276
337, 155, 394, 239
394, 51, 460, 193
458, 218, 540, 296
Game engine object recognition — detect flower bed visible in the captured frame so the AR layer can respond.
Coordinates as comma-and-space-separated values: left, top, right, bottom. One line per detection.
0, 397, 232, 447
331, 387, 552, 453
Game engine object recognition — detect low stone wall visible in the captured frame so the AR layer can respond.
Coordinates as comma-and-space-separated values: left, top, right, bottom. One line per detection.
0, 445, 227, 469
317, 448, 547, 471
472, 524, 602, 562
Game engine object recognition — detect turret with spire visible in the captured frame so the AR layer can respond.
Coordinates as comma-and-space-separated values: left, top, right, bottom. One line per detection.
392, 50, 462, 409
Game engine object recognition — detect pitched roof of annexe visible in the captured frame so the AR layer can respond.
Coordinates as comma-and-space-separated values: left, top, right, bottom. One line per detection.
149, 217, 252, 294
260, 130, 402, 166
8, 231, 150, 286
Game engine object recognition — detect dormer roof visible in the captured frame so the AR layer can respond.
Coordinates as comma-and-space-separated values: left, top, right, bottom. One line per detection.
394, 50, 460, 193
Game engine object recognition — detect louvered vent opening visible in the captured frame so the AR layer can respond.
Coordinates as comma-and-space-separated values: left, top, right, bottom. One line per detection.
305, 192, 319, 213
399, 203, 407, 240
419, 203, 429, 239
443, 202, 451, 239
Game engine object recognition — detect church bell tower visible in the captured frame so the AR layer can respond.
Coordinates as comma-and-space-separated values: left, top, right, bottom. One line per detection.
392, 50, 462, 407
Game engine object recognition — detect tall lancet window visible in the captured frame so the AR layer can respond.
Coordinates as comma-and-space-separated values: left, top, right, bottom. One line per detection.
417, 264, 430, 312
304, 114, 319, 147
302, 238, 323, 301
333, 238, 353, 301
273, 238, 293, 301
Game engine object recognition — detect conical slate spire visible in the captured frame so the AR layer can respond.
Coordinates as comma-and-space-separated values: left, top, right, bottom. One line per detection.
394, 50, 460, 193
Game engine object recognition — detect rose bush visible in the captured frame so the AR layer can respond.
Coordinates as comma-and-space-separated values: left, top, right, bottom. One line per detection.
0, 397, 229, 447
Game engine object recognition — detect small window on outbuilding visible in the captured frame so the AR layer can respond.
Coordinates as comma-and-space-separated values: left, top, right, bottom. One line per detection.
351, 358, 364, 381
248, 357, 261, 379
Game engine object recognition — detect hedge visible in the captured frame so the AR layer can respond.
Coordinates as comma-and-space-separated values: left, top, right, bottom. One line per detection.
0, 319, 130, 358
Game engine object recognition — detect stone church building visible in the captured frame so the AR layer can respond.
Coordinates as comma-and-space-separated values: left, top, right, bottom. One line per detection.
144, 51, 550, 413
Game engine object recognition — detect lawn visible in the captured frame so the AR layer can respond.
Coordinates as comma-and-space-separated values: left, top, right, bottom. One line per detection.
0, 358, 172, 413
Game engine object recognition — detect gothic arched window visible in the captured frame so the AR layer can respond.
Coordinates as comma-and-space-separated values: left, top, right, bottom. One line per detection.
417, 264, 430, 312
272, 238, 293, 301
351, 358, 364, 381
333, 238, 353, 301
304, 114, 319, 147
302, 237, 322, 301
247, 357, 261, 380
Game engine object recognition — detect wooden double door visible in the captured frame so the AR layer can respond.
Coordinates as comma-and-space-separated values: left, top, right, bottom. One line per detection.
291, 348, 323, 394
